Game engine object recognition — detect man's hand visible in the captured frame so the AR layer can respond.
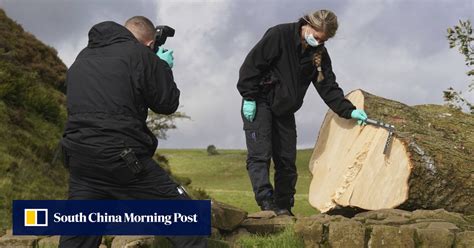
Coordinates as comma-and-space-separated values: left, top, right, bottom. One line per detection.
156, 47, 174, 68
351, 109, 368, 125
242, 100, 257, 122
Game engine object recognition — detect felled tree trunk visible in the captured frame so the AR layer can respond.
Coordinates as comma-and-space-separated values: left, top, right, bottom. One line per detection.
309, 89, 474, 215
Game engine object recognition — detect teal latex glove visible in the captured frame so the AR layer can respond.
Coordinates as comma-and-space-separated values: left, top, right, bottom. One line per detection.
242, 100, 257, 122
351, 109, 368, 125
156, 47, 174, 68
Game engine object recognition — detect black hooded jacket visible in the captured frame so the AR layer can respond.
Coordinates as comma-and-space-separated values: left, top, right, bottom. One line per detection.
61, 21, 179, 161
237, 21, 355, 118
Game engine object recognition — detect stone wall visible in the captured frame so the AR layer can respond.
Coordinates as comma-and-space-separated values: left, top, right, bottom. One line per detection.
211, 203, 474, 248
1, 202, 473, 248
293, 209, 474, 248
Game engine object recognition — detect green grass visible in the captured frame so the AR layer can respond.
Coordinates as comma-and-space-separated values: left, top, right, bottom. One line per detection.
0, 101, 68, 231
159, 148, 319, 217
0, 10, 69, 231
237, 226, 304, 248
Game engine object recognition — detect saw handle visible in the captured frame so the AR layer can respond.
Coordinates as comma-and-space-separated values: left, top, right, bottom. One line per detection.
366, 118, 394, 130
365, 118, 395, 156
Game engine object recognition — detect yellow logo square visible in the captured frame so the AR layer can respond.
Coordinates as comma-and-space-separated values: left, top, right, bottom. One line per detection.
24, 209, 48, 227
25, 210, 36, 225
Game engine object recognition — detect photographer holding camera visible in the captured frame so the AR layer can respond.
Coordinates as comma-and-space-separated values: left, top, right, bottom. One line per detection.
59, 16, 206, 248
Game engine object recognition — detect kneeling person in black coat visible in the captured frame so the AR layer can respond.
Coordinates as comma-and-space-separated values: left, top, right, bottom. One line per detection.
59, 16, 206, 248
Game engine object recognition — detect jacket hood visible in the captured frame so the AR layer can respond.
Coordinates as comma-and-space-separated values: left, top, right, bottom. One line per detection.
88, 21, 137, 48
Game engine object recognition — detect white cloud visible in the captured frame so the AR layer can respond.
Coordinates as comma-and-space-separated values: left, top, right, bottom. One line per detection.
156, 1, 249, 149
2, 0, 471, 149
160, 0, 472, 149
294, 0, 472, 148
55, 36, 89, 67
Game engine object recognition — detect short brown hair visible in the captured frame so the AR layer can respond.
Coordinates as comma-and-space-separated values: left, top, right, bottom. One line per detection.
125, 16, 156, 43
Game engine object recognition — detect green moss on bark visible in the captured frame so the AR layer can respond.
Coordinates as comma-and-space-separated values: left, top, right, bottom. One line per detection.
359, 90, 473, 215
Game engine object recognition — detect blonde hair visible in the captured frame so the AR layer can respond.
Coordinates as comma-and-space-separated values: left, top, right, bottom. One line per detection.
303, 9, 338, 39
302, 10, 338, 83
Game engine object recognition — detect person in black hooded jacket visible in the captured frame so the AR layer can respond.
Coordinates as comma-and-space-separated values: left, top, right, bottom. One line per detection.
59, 16, 206, 248
237, 10, 369, 216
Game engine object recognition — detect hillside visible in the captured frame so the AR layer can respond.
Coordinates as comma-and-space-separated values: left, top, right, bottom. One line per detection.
0, 8, 69, 230
159, 149, 317, 216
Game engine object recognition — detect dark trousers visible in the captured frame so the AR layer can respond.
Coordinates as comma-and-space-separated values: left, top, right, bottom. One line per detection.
242, 97, 297, 210
59, 155, 207, 248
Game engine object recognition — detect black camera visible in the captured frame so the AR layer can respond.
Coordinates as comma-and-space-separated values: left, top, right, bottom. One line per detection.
152, 25, 175, 53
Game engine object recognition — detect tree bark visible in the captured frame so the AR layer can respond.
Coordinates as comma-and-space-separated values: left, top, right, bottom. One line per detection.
309, 89, 474, 215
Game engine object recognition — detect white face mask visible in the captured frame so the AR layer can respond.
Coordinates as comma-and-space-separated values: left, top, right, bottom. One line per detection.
305, 31, 319, 47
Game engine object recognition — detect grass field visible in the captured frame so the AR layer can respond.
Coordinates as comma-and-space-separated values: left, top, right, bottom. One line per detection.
159, 149, 319, 217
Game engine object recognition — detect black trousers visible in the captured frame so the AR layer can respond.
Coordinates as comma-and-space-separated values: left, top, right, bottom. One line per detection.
242, 97, 297, 210
59, 155, 207, 248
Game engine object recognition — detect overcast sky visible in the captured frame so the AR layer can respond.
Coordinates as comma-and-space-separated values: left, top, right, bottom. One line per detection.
1, 0, 472, 149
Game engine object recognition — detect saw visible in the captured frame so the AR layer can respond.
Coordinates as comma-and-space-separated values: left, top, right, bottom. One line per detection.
365, 118, 395, 155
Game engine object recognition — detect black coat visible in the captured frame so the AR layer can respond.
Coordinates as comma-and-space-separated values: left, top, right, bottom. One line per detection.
237, 21, 355, 118
61, 21, 179, 161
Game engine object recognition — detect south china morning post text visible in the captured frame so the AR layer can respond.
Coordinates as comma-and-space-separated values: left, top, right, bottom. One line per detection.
13, 200, 211, 235
53, 212, 198, 225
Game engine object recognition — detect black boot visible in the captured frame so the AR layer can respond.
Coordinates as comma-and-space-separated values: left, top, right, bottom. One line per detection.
260, 199, 277, 211
275, 208, 294, 216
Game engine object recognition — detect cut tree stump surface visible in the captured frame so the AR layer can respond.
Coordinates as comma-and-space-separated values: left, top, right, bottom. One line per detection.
309, 89, 473, 214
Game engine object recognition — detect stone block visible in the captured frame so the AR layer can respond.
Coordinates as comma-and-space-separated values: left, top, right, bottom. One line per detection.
38, 236, 60, 248
240, 216, 295, 235
294, 216, 324, 248
212, 201, 247, 231
416, 228, 454, 248
368, 225, 415, 248
328, 220, 365, 248
111, 236, 154, 248
454, 231, 474, 248
0, 233, 39, 248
